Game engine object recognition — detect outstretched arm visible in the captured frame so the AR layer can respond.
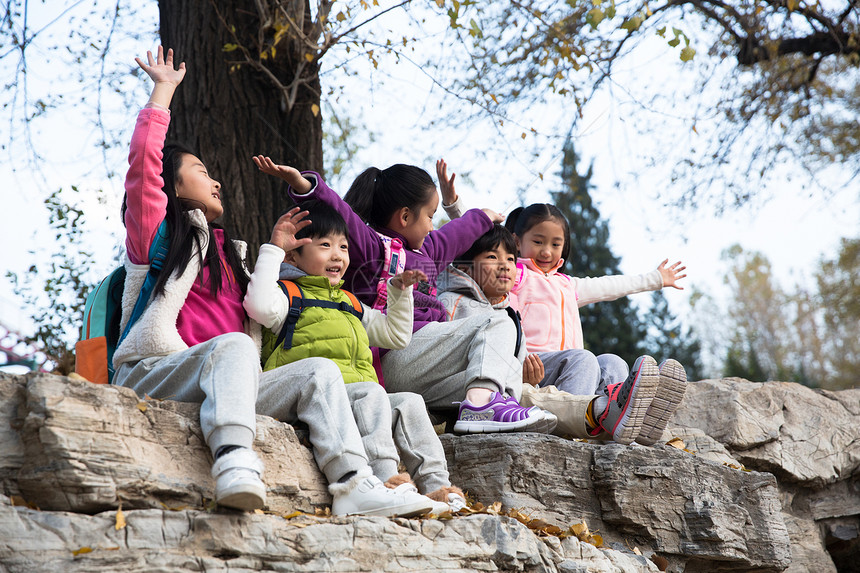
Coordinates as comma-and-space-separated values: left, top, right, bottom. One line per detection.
658, 259, 687, 290
124, 46, 185, 264
253, 155, 312, 194
136, 46, 186, 109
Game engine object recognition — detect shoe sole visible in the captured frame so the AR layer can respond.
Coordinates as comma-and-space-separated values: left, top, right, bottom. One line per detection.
344, 500, 434, 518
635, 359, 687, 446
612, 357, 659, 445
452, 409, 555, 434
217, 486, 266, 511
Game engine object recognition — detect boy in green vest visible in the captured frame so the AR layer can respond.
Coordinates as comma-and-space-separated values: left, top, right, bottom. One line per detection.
244, 200, 467, 513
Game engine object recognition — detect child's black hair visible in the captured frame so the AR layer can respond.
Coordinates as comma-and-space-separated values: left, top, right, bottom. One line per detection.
343, 164, 436, 228
455, 224, 518, 264
504, 203, 571, 261
293, 199, 350, 251
120, 143, 249, 297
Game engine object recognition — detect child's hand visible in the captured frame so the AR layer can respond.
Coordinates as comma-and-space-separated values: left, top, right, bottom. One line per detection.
390, 269, 428, 290
658, 259, 687, 290
136, 46, 186, 88
270, 207, 312, 253
523, 354, 544, 386
436, 159, 459, 207
136, 46, 186, 109
253, 155, 312, 194
481, 208, 505, 224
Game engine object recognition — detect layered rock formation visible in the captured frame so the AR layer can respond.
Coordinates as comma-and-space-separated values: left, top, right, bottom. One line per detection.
0, 372, 857, 572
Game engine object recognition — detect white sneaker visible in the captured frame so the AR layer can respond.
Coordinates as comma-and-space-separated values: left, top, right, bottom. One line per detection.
427, 492, 468, 514
446, 492, 467, 512
211, 448, 266, 511
332, 475, 433, 517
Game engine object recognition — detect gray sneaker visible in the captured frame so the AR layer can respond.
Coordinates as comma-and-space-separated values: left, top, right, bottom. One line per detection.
635, 359, 687, 446
597, 355, 659, 445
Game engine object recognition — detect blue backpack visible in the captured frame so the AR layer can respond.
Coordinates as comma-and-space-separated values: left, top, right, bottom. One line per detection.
75, 221, 169, 383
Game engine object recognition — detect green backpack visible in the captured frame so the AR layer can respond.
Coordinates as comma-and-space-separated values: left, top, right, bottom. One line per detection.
75, 221, 169, 384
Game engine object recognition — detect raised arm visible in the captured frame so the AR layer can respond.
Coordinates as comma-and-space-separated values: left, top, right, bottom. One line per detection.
243, 207, 312, 331
124, 46, 186, 264
421, 209, 495, 276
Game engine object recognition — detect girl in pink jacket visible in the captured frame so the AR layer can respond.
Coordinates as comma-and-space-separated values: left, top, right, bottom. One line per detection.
505, 203, 689, 445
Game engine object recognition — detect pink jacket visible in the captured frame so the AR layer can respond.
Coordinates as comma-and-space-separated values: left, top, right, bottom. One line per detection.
123, 107, 246, 347
510, 258, 663, 352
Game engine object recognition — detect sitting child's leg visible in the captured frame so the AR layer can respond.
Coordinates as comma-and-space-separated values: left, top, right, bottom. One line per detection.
382, 313, 555, 434
115, 332, 265, 511
343, 381, 401, 482
387, 392, 466, 512
257, 358, 432, 517
522, 355, 663, 445
536, 349, 601, 395
520, 384, 595, 438
596, 353, 629, 393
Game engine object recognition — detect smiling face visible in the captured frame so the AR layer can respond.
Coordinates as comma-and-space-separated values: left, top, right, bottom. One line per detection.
398, 189, 439, 250
466, 244, 517, 302
174, 153, 223, 222
287, 233, 350, 285
516, 218, 567, 272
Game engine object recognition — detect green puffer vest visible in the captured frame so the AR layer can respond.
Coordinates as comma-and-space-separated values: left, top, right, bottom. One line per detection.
261, 275, 378, 384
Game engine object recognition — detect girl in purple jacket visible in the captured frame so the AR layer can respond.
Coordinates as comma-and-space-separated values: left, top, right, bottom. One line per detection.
253, 156, 557, 434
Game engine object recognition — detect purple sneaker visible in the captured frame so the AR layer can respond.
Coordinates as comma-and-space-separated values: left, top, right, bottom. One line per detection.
596, 355, 659, 445
635, 359, 687, 446
453, 392, 557, 434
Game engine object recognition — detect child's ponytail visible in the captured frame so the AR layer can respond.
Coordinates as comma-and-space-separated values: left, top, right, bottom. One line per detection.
344, 167, 382, 225
345, 164, 436, 229
504, 207, 524, 235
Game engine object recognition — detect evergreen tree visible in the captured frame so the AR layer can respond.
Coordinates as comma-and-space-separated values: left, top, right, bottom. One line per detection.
549, 141, 647, 363
642, 291, 703, 380
723, 335, 768, 382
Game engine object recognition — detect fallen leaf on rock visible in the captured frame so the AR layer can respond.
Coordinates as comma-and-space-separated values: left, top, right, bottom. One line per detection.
137, 402, 147, 413
67, 372, 88, 382
10, 496, 38, 509
72, 547, 93, 556
568, 520, 603, 547
115, 506, 126, 530
666, 437, 685, 450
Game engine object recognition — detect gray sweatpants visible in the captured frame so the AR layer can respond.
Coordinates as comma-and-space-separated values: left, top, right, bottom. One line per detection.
537, 350, 629, 396
115, 333, 369, 484
382, 313, 523, 410
346, 383, 451, 494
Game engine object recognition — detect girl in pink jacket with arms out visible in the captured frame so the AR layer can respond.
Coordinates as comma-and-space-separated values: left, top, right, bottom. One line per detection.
505, 203, 689, 445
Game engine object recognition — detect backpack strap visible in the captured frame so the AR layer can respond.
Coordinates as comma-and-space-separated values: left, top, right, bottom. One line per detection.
504, 306, 524, 358
118, 219, 171, 347
275, 280, 306, 350
274, 281, 364, 351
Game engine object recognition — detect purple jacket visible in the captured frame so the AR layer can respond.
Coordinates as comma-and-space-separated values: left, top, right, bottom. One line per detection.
289, 172, 493, 331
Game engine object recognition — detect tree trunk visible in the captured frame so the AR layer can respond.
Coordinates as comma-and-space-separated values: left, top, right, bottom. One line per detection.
158, 0, 323, 260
